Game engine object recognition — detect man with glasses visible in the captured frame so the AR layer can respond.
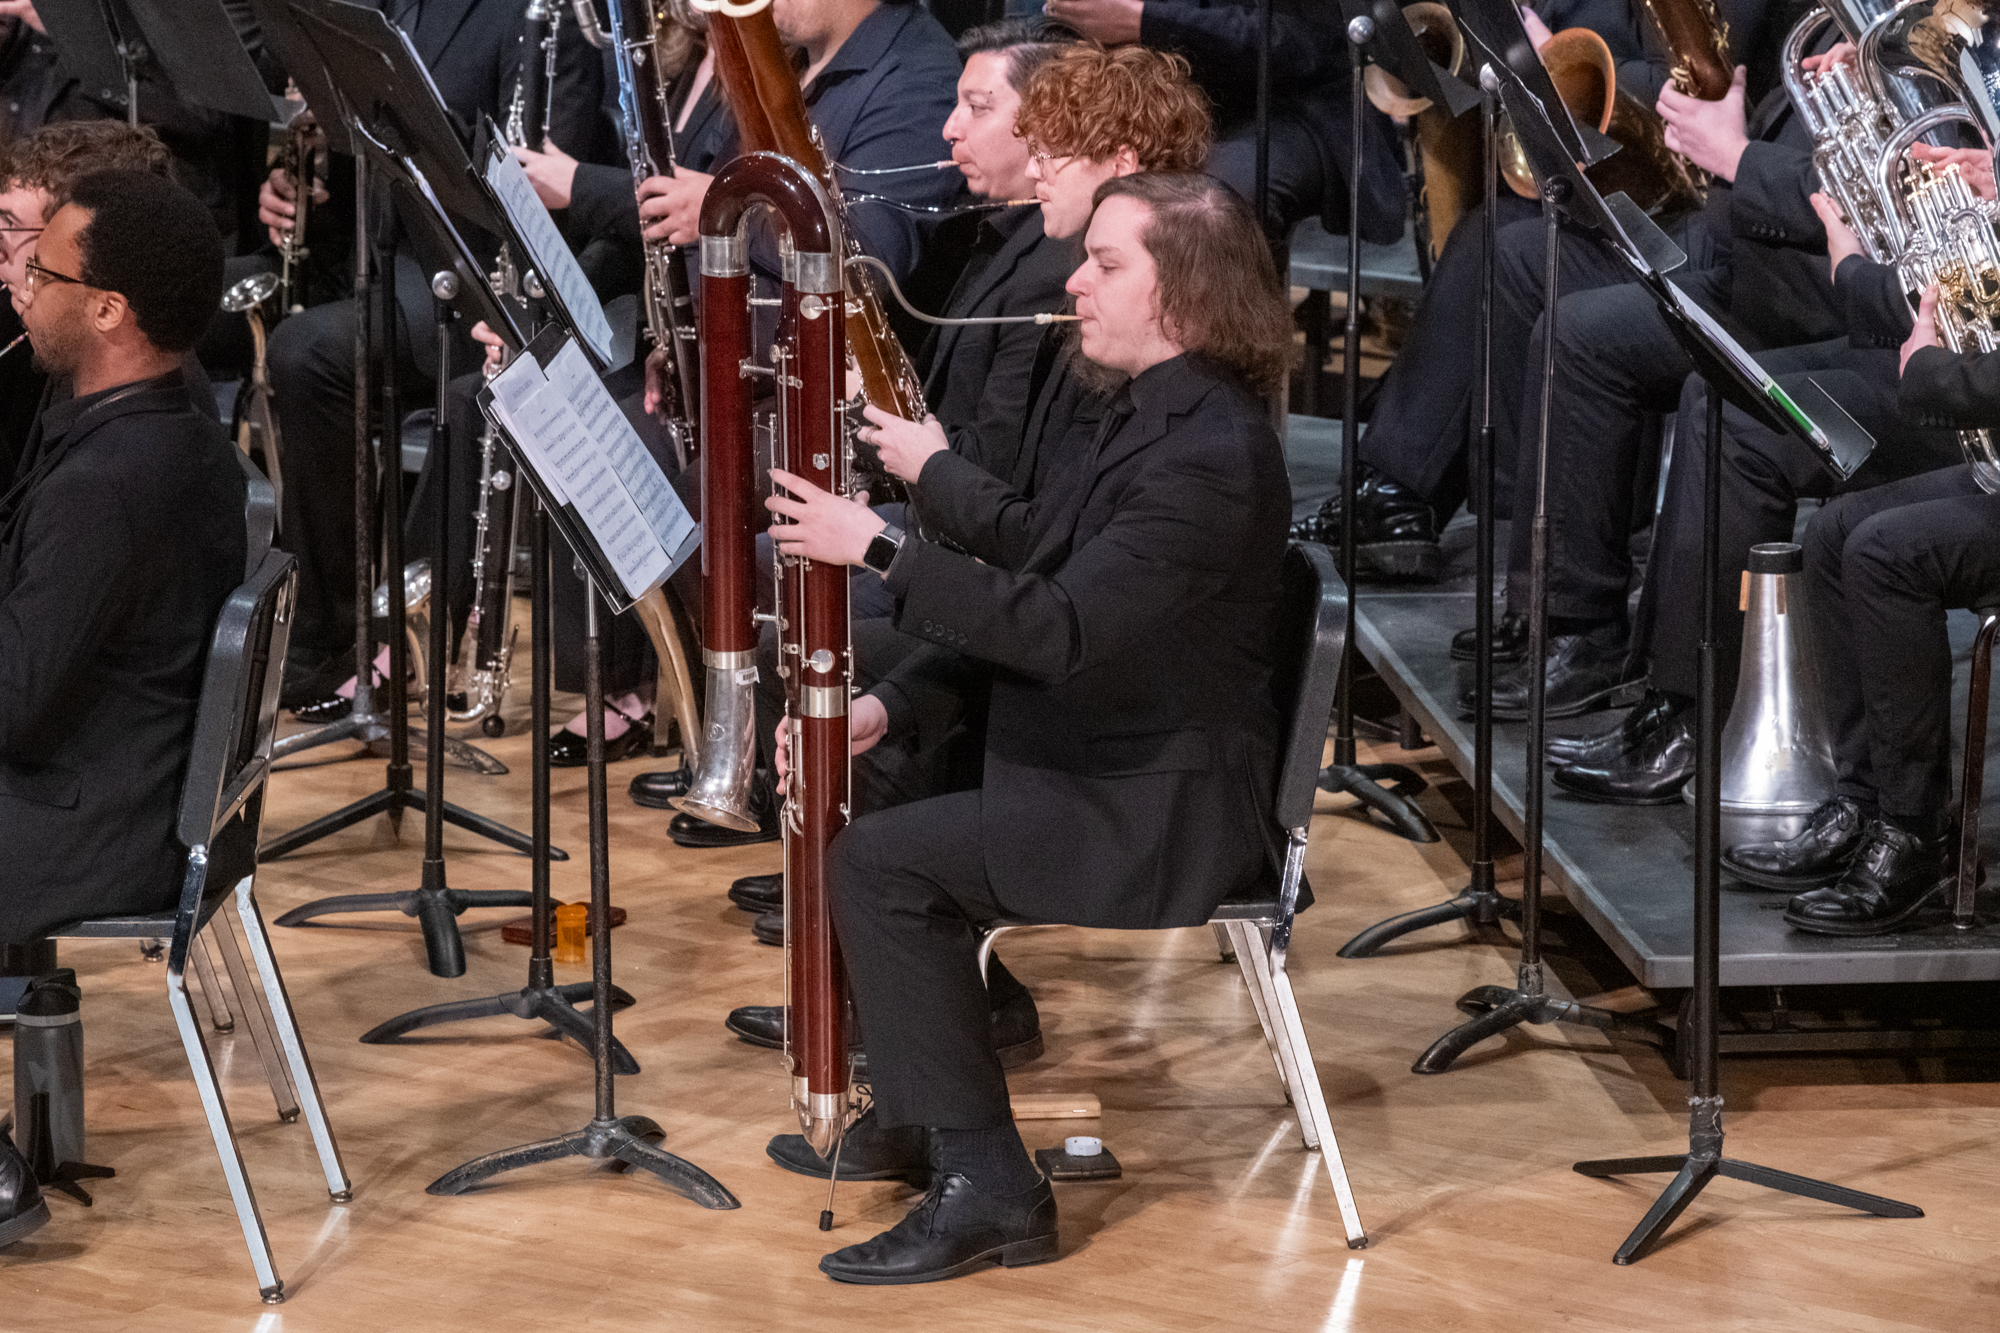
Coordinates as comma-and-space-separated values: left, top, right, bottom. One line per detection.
0, 120, 181, 480
0, 168, 245, 1250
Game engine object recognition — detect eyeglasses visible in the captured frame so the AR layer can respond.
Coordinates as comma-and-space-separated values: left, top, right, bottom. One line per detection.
1027, 148, 1074, 175
23, 256, 84, 293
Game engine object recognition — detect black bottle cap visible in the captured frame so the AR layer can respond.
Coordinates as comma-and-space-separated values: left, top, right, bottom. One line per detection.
18, 968, 80, 1017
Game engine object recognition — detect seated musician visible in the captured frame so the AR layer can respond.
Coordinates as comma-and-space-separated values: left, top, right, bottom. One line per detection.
1718, 289, 2000, 934
0, 120, 193, 478
0, 170, 244, 1247
761, 172, 1293, 1283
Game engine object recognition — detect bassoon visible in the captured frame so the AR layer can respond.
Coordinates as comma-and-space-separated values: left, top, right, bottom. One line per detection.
698, 150, 853, 1155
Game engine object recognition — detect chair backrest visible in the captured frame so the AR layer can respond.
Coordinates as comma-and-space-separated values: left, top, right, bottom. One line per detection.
175, 548, 297, 857
1270, 541, 1348, 832
240, 450, 277, 574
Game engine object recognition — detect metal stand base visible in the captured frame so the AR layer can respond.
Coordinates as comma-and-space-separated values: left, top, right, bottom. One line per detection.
1318, 763, 1439, 844
262, 785, 555, 861
1339, 879, 1516, 958
39, 1160, 116, 1206
1411, 962, 1617, 1074
426, 1114, 736, 1206
1573, 1098, 1922, 1264
359, 978, 641, 1076
272, 866, 536, 978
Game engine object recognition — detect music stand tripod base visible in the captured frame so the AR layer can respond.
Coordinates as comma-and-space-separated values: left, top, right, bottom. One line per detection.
358, 977, 642, 1076
426, 1114, 736, 1208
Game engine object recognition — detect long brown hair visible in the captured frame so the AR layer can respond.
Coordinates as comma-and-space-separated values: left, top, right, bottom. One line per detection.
1093, 173, 1292, 393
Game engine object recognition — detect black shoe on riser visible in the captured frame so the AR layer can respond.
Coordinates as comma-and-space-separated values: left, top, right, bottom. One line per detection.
1290, 470, 1445, 583
1545, 689, 1679, 767
1472, 629, 1642, 721
727, 872, 782, 913
1723, 796, 1871, 891
819, 1174, 1059, 1285
767, 1108, 932, 1185
1551, 712, 1694, 806
629, 762, 693, 809
1450, 610, 1529, 664
1784, 820, 1949, 936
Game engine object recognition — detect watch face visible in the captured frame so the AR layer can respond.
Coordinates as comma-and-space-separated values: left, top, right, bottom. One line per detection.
865, 532, 898, 573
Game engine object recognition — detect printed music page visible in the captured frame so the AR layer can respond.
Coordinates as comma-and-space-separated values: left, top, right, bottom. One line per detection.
486, 147, 619, 366
544, 340, 697, 558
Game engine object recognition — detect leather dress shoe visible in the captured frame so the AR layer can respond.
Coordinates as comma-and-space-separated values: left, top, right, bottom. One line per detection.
1784, 819, 1947, 936
550, 713, 653, 768
1552, 712, 1695, 805
629, 761, 693, 810
0, 1130, 50, 1249
1469, 626, 1641, 721
290, 693, 353, 724
669, 801, 780, 848
728, 872, 782, 913
819, 1173, 1059, 1284
1289, 468, 1445, 582
751, 910, 784, 945
1546, 689, 1680, 768
768, 1108, 932, 1185
1724, 796, 1871, 890
1450, 610, 1529, 664
727, 991, 1045, 1068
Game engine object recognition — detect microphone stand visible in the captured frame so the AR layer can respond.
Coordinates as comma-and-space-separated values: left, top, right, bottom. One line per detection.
358, 497, 639, 1067
427, 576, 734, 1207
1340, 70, 1516, 957
1570, 387, 1921, 1260
1320, 17, 1441, 846
1410, 174, 1615, 1073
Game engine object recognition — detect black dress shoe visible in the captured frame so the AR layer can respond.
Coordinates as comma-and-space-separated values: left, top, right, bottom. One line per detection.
0, 1130, 50, 1249
290, 693, 353, 724
1290, 469, 1445, 582
1552, 713, 1695, 805
1450, 610, 1529, 664
726, 992, 1045, 1067
1546, 689, 1681, 767
751, 910, 784, 945
768, 1108, 932, 1185
1470, 626, 1641, 721
629, 762, 693, 809
819, 1173, 1059, 1285
279, 650, 340, 711
670, 802, 780, 848
728, 872, 782, 913
1784, 819, 1947, 935
550, 713, 653, 768
1724, 796, 1871, 890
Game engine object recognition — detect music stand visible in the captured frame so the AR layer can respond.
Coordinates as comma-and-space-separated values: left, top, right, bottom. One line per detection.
427, 330, 723, 1207
1319, 0, 1473, 845
39, 0, 287, 125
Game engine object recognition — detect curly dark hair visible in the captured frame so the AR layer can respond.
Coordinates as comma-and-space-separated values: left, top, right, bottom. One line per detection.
1013, 44, 1210, 173
67, 170, 222, 355
0, 121, 174, 220
1093, 173, 1292, 393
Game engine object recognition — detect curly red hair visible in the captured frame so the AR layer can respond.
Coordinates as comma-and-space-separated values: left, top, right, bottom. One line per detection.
1013, 44, 1211, 173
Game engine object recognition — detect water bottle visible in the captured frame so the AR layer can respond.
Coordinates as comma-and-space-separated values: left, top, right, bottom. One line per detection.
14, 969, 84, 1174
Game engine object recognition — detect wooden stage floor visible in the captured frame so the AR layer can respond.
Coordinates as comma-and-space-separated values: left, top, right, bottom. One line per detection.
5, 673, 1999, 1331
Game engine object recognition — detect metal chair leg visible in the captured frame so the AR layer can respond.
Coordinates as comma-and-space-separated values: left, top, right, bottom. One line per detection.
1241, 923, 1316, 1145
167, 967, 286, 1303
1212, 921, 1237, 962
1225, 919, 1290, 1100
189, 934, 235, 1033
235, 880, 351, 1200
206, 914, 301, 1122
1955, 609, 1999, 930
1263, 939, 1368, 1248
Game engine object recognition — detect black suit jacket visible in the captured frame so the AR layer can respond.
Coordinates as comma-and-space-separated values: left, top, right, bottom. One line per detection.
0, 376, 247, 944
1900, 345, 2000, 431
873, 353, 1292, 929
918, 208, 1079, 487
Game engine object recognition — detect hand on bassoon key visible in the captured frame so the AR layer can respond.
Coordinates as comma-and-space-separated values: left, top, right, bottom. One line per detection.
772, 701, 887, 794
859, 404, 947, 484
766, 467, 881, 568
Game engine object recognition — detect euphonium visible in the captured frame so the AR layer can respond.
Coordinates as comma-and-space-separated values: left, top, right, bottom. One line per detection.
1365, 2, 1479, 257
699, 151, 854, 1155
1870, 0, 2000, 493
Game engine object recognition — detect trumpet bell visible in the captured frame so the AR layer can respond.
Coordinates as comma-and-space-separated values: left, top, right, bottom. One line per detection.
221, 271, 280, 314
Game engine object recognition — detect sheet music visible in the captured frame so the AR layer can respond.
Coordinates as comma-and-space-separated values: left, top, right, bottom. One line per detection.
488, 352, 569, 504
485, 147, 618, 365
544, 339, 696, 556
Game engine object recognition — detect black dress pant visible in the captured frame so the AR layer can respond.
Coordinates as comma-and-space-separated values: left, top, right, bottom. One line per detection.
1639, 344, 1963, 704
1802, 466, 2000, 820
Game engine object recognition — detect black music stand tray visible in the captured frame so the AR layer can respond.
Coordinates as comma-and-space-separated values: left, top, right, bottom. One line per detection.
264, 7, 552, 977
42, 0, 284, 127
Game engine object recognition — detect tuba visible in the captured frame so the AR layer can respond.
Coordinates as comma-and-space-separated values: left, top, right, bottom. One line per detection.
699, 150, 854, 1155
1864, 0, 2000, 492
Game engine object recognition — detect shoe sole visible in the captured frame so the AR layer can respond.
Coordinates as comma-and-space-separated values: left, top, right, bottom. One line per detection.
672, 829, 781, 849
0, 1198, 50, 1248
630, 789, 689, 811
1550, 774, 1689, 806
727, 892, 782, 913
1784, 880, 1948, 936
1358, 541, 1443, 582
820, 1232, 1060, 1285
1722, 861, 1847, 892
1487, 678, 1647, 723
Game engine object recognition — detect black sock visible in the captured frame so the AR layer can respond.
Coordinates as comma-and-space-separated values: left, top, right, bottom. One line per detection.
930, 1124, 1041, 1194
